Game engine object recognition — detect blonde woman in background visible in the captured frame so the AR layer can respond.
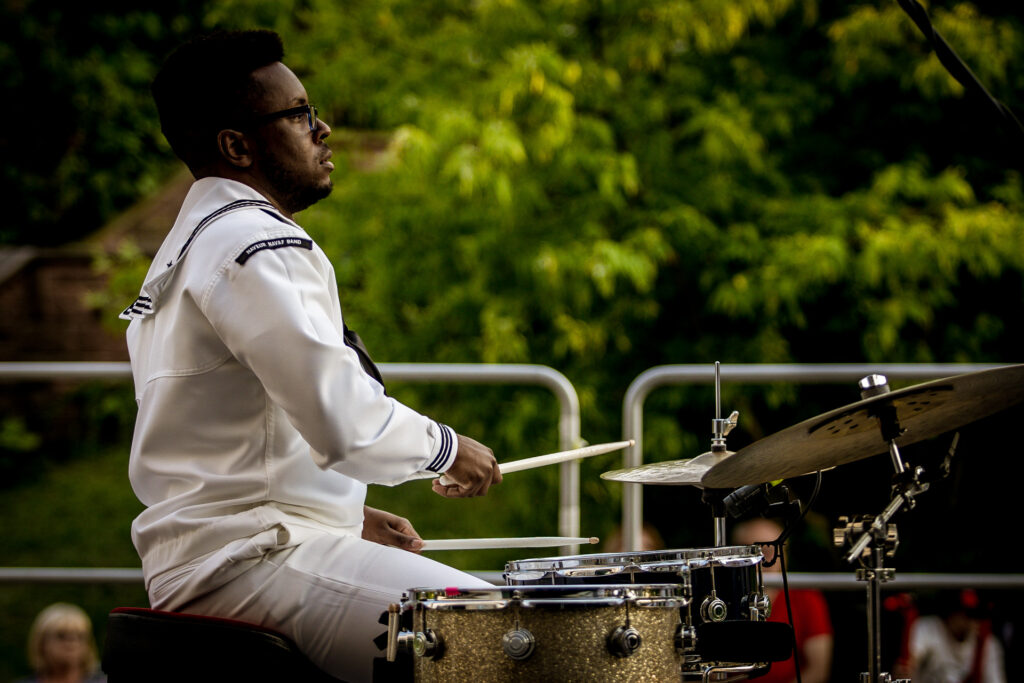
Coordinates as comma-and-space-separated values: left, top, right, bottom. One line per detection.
19, 603, 105, 683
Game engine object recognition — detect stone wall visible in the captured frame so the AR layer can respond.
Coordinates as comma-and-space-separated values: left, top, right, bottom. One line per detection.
0, 251, 127, 362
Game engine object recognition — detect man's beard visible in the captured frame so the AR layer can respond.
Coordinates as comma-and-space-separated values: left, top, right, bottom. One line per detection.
263, 156, 333, 215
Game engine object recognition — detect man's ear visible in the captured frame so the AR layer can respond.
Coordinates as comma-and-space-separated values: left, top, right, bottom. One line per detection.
216, 129, 254, 168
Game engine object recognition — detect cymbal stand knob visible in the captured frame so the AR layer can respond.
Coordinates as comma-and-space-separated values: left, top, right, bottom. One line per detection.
858, 374, 909, 475
858, 374, 891, 399
711, 411, 739, 451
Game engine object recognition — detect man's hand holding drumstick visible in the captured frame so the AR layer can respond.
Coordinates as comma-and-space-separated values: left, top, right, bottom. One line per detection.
428, 437, 635, 498
379, 439, 634, 552
431, 434, 503, 498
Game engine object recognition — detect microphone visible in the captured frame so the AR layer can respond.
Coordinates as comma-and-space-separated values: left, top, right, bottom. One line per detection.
724, 481, 776, 519
723, 480, 797, 519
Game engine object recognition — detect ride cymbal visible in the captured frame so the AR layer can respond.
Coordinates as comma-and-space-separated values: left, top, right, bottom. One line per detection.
701, 364, 1024, 488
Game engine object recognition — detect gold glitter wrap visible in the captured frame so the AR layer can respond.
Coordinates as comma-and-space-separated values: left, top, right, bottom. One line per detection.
404, 586, 685, 682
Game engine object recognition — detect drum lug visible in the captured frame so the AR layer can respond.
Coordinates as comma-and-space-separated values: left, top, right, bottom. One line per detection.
700, 595, 728, 622
675, 624, 697, 655
413, 629, 444, 660
502, 628, 536, 660
607, 624, 643, 657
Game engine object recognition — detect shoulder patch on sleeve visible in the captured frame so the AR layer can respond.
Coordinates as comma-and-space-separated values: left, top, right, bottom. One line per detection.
235, 236, 314, 265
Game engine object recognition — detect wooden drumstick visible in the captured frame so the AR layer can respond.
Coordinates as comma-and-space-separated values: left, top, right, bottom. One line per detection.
431, 440, 634, 486
420, 536, 599, 551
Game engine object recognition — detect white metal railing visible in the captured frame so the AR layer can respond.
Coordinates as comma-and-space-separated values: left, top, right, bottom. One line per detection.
0, 361, 583, 583
4, 361, 1021, 595
2, 566, 1023, 590
620, 363, 1008, 552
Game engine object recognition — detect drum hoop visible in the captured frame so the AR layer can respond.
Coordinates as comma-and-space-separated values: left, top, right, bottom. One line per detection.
504, 545, 763, 575
405, 584, 687, 610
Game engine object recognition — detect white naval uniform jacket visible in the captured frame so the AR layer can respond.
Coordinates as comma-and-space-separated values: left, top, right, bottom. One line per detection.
121, 177, 457, 607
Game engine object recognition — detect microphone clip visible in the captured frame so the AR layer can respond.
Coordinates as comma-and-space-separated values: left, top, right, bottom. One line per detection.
723, 481, 800, 521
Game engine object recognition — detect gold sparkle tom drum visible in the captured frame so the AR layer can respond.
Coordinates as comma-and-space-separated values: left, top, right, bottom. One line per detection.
388, 584, 686, 682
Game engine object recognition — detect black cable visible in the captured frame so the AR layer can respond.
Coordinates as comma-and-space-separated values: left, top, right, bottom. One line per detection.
762, 470, 823, 568
779, 544, 801, 683
766, 471, 822, 683
896, 0, 1024, 153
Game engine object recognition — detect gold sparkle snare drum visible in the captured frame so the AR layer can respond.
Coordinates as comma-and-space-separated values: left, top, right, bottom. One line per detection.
387, 584, 686, 682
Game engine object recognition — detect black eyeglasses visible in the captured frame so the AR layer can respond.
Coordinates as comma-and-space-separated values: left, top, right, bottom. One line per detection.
249, 104, 320, 132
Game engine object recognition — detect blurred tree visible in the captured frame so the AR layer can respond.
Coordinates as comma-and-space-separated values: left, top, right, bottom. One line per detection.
17, 0, 1024, 553
201, 0, 1024, 539
0, 0, 211, 245
203, 1, 1024, 427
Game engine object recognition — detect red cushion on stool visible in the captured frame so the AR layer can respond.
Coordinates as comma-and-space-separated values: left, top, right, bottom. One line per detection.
102, 607, 342, 682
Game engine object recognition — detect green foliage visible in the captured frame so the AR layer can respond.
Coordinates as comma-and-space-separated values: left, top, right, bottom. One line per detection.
209, 2, 1023, 558
0, 0, 211, 245
0, 417, 41, 453
206, 1, 1024, 423
0, 417, 44, 490
56, 0, 1005, 547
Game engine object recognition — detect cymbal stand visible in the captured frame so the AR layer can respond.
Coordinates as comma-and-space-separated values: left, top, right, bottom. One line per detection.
833, 374, 934, 683
705, 361, 738, 547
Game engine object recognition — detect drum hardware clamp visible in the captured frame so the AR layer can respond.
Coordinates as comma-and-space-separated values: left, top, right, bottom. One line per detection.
675, 623, 698, 657
386, 604, 444, 662
743, 591, 772, 621
709, 361, 741, 547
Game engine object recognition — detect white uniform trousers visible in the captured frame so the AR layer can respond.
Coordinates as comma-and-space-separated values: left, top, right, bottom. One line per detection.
178, 532, 493, 682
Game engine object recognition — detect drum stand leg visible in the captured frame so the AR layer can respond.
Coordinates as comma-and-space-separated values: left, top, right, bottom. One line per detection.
857, 526, 896, 683
832, 374, 937, 682
835, 451, 927, 683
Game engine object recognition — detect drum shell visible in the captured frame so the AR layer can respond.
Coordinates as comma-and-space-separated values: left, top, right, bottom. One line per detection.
505, 546, 765, 625
404, 586, 684, 683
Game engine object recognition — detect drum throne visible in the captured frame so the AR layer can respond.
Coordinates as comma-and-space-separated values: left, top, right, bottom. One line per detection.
101, 606, 342, 682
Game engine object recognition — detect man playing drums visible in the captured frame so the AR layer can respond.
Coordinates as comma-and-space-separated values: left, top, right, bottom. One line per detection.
121, 29, 501, 682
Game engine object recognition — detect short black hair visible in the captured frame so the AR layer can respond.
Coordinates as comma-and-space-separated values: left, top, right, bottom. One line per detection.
152, 29, 285, 173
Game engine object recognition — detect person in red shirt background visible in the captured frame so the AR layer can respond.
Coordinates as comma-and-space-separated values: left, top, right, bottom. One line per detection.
733, 517, 834, 683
